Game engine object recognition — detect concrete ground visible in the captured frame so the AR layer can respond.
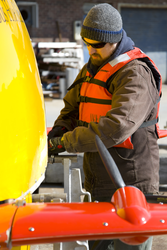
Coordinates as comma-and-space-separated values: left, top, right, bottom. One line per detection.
32, 84, 167, 250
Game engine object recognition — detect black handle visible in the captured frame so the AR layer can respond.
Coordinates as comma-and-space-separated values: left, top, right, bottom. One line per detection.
95, 135, 125, 189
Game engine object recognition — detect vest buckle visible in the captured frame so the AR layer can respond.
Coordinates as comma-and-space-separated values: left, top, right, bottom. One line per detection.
85, 76, 91, 82
82, 96, 87, 102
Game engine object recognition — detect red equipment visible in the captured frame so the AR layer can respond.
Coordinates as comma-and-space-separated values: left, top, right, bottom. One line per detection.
1, 135, 167, 249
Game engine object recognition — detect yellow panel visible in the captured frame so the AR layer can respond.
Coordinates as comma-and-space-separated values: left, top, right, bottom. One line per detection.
11, 246, 30, 250
0, 0, 47, 201
25, 193, 32, 203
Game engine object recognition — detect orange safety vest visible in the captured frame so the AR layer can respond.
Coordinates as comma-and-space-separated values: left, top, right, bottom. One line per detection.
69, 47, 166, 149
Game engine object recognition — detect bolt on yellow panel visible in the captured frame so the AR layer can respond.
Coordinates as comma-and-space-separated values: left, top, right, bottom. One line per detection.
0, 0, 47, 201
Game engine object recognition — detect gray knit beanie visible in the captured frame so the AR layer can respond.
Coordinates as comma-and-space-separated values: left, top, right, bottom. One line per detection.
81, 3, 123, 43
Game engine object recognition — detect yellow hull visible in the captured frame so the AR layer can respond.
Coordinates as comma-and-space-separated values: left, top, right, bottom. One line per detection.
0, 0, 47, 201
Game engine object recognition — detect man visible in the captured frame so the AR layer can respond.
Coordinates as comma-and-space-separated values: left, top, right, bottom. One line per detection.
48, 3, 162, 250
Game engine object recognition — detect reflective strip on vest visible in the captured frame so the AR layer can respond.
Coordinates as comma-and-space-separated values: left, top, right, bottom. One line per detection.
109, 53, 131, 67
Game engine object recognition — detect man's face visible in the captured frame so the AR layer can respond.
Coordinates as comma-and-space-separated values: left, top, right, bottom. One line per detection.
83, 38, 118, 66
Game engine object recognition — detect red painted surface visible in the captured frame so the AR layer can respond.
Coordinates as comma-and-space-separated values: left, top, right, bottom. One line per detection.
47, 127, 52, 135
9, 187, 167, 247
111, 186, 150, 244
0, 187, 167, 248
0, 204, 17, 249
159, 129, 167, 138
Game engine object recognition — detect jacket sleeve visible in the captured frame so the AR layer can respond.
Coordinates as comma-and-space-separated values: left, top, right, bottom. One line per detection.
63, 59, 159, 153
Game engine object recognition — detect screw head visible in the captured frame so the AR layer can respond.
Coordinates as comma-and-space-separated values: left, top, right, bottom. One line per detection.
103, 222, 108, 226
29, 227, 35, 232
160, 220, 165, 223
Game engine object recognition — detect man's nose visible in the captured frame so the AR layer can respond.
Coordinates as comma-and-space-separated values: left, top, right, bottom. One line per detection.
88, 46, 97, 55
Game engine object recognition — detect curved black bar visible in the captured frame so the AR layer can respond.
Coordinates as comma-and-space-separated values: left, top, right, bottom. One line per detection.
95, 135, 125, 189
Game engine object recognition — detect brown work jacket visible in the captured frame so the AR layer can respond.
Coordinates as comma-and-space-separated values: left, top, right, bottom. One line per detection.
54, 57, 160, 198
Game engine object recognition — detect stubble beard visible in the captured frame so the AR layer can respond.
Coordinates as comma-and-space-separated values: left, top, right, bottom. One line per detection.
90, 54, 103, 66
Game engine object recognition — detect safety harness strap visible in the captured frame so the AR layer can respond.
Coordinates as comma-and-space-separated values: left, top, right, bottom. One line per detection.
77, 120, 89, 127
139, 95, 161, 129
79, 96, 111, 105
68, 76, 108, 90
139, 118, 159, 129
78, 118, 159, 129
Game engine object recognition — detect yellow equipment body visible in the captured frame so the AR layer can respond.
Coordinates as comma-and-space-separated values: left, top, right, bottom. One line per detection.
0, 0, 47, 202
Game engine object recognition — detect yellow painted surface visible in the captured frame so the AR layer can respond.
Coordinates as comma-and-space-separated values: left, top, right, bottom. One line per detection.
25, 193, 32, 203
11, 246, 30, 250
0, 0, 47, 201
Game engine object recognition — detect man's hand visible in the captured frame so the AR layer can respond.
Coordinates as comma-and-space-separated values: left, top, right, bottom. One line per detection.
48, 126, 68, 140
48, 136, 65, 156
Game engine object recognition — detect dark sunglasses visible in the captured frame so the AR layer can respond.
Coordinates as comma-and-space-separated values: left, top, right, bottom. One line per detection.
82, 37, 106, 49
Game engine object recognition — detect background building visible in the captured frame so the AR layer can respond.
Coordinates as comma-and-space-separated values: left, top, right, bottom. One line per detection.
16, 0, 167, 84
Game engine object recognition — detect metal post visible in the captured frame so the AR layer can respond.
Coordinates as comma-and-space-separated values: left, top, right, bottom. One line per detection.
48, 155, 90, 250
71, 168, 91, 202
63, 158, 72, 202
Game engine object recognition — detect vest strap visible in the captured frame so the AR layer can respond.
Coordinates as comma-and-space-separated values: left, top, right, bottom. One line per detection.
68, 76, 108, 90
67, 77, 85, 90
80, 96, 111, 105
88, 78, 108, 88
139, 118, 159, 129
139, 95, 161, 129
78, 118, 159, 129
77, 120, 89, 127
